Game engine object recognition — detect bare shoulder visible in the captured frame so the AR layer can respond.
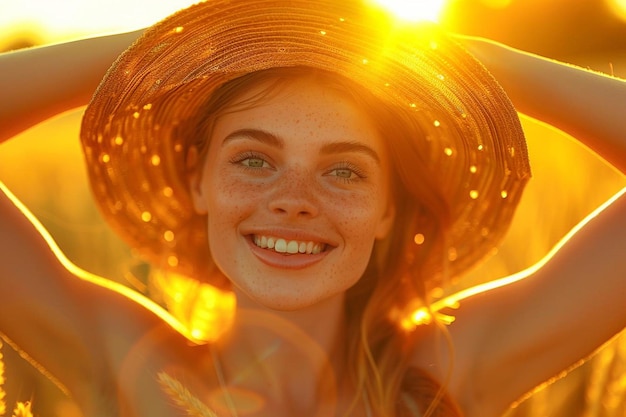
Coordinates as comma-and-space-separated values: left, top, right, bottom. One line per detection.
410, 309, 510, 417
91, 290, 215, 416
414, 190, 626, 416
0, 182, 190, 413
59, 277, 210, 416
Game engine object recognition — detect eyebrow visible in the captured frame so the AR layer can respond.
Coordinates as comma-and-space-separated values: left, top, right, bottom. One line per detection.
222, 128, 381, 164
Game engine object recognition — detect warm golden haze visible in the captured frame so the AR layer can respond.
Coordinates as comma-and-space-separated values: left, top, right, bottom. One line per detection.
0, 1, 625, 416
371, 0, 448, 22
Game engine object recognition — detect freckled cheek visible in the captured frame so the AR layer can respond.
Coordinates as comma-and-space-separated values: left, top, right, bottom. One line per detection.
328, 190, 385, 237
205, 173, 267, 226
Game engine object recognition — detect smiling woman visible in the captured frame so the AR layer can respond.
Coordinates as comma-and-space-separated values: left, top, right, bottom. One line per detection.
0, 0, 625, 417
187, 71, 395, 311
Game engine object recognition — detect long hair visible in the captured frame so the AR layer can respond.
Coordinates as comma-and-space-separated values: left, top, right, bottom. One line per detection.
181, 67, 456, 416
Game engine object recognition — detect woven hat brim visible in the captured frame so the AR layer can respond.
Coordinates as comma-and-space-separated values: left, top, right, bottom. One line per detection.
81, 0, 530, 292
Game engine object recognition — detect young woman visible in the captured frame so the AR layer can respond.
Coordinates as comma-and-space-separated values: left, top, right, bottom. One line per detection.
1, 1, 624, 416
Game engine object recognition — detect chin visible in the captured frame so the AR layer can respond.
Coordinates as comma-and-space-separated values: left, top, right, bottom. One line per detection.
236, 286, 345, 313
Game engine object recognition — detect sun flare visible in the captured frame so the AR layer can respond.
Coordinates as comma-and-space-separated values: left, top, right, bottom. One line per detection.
371, 0, 448, 22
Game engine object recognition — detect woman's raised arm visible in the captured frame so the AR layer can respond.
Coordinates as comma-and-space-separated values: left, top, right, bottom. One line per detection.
436, 38, 626, 417
460, 36, 626, 172
0, 30, 141, 143
0, 31, 150, 413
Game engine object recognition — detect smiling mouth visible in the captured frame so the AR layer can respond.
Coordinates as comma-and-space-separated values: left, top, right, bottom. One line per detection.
252, 235, 327, 255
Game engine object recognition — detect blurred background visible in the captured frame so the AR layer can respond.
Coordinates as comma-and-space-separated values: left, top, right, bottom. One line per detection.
0, 0, 625, 416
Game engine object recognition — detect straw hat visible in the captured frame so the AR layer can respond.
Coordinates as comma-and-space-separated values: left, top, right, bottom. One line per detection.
80, 0, 530, 293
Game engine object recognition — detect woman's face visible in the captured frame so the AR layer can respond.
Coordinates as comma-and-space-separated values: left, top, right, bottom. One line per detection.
190, 79, 395, 311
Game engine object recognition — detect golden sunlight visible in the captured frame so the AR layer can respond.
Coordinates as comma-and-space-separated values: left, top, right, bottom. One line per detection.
0, 0, 197, 45
371, 0, 448, 22
606, 0, 626, 22
480, 0, 513, 9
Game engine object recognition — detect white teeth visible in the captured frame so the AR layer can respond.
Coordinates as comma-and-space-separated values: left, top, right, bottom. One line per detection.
274, 239, 287, 253
287, 241, 299, 254
253, 235, 325, 254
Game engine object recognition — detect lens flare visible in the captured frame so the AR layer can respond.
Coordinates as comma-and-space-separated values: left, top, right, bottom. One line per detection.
371, 0, 448, 22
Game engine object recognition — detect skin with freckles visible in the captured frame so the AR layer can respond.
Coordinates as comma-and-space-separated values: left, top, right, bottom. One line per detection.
190, 80, 395, 312
1, 29, 625, 417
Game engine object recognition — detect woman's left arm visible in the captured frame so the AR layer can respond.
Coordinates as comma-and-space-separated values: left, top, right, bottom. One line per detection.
461, 36, 626, 172
443, 38, 626, 416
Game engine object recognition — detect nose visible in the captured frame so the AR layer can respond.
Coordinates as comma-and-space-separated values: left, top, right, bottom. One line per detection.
267, 168, 320, 218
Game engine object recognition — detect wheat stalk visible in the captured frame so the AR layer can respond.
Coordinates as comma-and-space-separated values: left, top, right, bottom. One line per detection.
10, 402, 33, 417
0, 341, 36, 417
0, 339, 6, 417
157, 372, 218, 417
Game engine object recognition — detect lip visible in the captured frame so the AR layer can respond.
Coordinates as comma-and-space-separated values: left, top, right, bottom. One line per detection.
243, 230, 335, 270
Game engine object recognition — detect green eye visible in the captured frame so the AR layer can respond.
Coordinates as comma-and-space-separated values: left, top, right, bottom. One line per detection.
334, 168, 354, 178
245, 157, 266, 168
327, 162, 366, 183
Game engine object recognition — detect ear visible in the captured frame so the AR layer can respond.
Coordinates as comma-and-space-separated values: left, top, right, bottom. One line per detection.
375, 200, 395, 239
187, 146, 208, 214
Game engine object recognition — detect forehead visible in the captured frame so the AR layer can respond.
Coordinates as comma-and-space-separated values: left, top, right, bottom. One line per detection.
210, 79, 386, 152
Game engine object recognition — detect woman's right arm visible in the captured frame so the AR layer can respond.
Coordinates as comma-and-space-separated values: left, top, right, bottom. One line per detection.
0, 30, 141, 143
0, 31, 142, 412
0, 184, 108, 410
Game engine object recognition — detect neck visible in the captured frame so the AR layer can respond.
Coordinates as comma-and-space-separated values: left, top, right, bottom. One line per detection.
214, 290, 348, 415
